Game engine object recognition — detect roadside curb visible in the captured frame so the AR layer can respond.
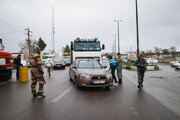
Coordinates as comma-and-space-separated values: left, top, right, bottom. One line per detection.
123, 65, 159, 71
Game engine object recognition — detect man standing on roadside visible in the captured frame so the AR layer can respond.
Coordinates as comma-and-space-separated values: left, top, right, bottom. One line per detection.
29, 46, 45, 98
115, 53, 123, 84
105, 53, 118, 85
15, 54, 23, 80
135, 54, 147, 88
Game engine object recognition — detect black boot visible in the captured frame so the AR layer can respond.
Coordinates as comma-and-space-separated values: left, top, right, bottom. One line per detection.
33, 93, 38, 98
137, 82, 141, 89
37, 93, 45, 98
141, 82, 143, 87
118, 79, 122, 84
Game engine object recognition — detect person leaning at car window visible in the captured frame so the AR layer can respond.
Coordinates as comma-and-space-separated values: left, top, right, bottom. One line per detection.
45, 58, 54, 76
105, 53, 118, 84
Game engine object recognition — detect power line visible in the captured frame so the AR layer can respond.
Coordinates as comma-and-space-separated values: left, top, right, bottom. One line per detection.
0, 20, 25, 34
0, 31, 25, 36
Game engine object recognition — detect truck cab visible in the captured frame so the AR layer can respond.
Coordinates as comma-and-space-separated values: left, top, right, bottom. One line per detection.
71, 38, 105, 63
0, 39, 14, 81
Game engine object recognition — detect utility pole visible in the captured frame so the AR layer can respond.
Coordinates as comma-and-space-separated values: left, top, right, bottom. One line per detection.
25, 27, 32, 55
51, 6, 55, 54
114, 20, 123, 53
135, 0, 140, 55
112, 35, 117, 55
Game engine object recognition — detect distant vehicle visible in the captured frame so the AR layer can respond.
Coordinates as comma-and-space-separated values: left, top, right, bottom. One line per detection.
146, 58, 158, 65
63, 58, 71, 66
129, 58, 137, 63
53, 59, 65, 69
175, 62, 180, 70
21, 59, 30, 67
170, 58, 180, 67
0, 38, 14, 81
41, 55, 55, 65
69, 59, 113, 89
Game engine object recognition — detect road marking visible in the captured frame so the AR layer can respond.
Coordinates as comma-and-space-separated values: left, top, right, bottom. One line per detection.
51, 87, 72, 103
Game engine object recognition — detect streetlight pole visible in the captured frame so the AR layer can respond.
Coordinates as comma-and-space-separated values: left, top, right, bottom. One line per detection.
112, 35, 117, 55
114, 20, 122, 53
135, 0, 140, 55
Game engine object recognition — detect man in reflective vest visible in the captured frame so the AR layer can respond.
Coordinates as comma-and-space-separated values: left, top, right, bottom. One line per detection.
45, 58, 54, 76
105, 53, 118, 85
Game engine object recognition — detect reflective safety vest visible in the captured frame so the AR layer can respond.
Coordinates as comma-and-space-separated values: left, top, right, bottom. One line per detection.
108, 57, 116, 67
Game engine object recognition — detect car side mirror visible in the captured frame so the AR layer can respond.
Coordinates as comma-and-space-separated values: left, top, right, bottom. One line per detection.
102, 44, 105, 50
71, 41, 73, 51
72, 66, 77, 69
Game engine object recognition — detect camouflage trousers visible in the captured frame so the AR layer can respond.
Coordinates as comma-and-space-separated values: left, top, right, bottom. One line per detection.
31, 75, 45, 95
137, 69, 145, 83
117, 68, 122, 80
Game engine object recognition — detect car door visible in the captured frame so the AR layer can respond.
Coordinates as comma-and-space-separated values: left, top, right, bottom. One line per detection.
69, 60, 77, 81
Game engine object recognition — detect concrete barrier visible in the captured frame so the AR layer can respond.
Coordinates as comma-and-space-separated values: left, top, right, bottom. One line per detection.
123, 65, 159, 71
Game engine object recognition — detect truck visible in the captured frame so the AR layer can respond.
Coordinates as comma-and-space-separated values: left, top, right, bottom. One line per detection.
70, 38, 105, 63
0, 38, 14, 81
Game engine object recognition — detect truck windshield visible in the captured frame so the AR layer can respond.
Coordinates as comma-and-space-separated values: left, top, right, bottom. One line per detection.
74, 41, 101, 51
0, 42, 4, 51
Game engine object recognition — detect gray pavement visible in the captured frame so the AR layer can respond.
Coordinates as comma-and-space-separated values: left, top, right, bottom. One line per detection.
0, 64, 180, 120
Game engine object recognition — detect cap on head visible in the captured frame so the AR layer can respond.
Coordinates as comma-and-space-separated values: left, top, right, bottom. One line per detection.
117, 53, 121, 55
137, 53, 143, 57
105, 53, 109, 56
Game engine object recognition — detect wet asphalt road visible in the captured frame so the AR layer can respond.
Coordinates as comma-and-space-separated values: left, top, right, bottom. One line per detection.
0, 63, 180, 120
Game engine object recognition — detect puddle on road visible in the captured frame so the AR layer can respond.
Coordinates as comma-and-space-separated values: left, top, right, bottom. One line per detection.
149, 76, 168, 79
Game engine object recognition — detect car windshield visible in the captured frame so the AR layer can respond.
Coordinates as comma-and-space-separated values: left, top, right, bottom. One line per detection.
78, 60, 102, 69
148, 58, 156, 60
54, 59, 64, 64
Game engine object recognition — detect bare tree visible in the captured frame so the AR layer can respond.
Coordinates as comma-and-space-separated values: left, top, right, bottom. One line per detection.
18, 40, 37, 53
169, 46, 176, 58
145, 49, 153, 58
154, 47, 161, 60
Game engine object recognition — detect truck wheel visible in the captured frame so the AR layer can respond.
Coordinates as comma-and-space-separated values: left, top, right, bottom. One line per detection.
1, 69, 12, 81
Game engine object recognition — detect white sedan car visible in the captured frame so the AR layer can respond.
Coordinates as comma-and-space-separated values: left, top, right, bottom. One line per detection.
174, 62, 180, 70
170, 60, 179, 67
146, 58, 158, 65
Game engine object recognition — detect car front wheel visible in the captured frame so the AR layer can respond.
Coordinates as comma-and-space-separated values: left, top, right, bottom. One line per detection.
75, 77, 80, 89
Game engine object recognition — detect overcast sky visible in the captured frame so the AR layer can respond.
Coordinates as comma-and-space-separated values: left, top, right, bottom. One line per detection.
0, 0, 180, 54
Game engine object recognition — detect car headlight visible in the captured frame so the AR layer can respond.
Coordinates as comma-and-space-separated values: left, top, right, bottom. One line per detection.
106, 74, 112, 79
10, 59, 14, 63
80, 74, 90, 79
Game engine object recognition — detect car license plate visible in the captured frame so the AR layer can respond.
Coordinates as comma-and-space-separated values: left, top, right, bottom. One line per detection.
57, 65, 61, 67
93, 80, 105, 84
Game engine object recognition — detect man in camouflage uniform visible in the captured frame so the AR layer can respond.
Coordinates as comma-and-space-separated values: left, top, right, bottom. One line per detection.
29, 47, 45, 98
135, 54, 148, 88
115, 53, 123, 84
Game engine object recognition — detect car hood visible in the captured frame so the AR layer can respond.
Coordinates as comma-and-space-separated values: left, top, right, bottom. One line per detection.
77, 69, 110, 75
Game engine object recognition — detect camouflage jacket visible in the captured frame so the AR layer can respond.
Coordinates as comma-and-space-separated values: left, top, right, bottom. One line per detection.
29, 47, 44, 78
115, 57, 123, 70
135, 58, 147, 71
